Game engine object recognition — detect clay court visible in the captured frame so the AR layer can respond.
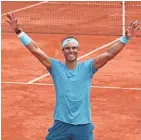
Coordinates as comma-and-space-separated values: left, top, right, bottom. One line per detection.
1, 1, 141, 140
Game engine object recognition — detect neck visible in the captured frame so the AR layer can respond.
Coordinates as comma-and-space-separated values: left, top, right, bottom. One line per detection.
66, 60, 77, 70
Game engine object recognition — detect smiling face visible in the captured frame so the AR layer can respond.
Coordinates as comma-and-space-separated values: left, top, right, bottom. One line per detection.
62, 43, 79, 62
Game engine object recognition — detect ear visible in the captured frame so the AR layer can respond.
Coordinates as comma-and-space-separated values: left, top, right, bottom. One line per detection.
62, 49, 64, 54
77, 47, 80, 52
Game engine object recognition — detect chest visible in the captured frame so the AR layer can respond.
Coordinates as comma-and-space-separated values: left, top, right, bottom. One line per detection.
59, 66, 87, 83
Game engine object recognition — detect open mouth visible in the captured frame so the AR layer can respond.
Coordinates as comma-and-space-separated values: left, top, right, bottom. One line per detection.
68, 54, 74, 57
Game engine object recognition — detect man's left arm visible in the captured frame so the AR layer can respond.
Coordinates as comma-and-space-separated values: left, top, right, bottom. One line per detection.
94, 21, 141, 70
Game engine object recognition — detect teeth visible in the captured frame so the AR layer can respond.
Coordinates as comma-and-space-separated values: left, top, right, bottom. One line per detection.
68, 54, 74, 57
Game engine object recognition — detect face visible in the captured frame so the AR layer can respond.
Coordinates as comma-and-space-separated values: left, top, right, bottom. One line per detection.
62, 43, 79, 62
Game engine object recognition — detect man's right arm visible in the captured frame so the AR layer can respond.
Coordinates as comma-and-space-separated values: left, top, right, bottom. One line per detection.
26, 41, 52, 69
6, 12, 52, 69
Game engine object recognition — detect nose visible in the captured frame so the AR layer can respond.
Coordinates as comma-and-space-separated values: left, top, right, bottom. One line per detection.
69, 48, 74, 52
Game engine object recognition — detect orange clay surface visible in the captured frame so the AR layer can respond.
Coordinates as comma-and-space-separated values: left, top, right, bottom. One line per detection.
2, 33, 141, 140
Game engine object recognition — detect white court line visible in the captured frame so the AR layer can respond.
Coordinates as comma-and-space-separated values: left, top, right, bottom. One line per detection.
27, 38, 120, 84
27, 73, 50, 84
1, 1, 48, 17
1, 82, 141, 91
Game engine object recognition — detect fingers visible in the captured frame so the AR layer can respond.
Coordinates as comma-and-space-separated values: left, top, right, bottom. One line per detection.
133, 21, 139, 29
126, 20, 141, 38
7, 12, 16, 20
6, 19, 10, 24
6, 12, 18, 25
129, 20, 134, 27
7, 13, 13, 20
135, 27, 141, 32
134, 21, 141, 32
128, 20, 141, 34
12, 12, 16, 19
130, 20, 139, 29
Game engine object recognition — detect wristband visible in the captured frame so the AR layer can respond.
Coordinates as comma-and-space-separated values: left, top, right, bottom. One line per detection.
15, 28, 22, 34
18, 32, 32, 46
119, 36, 130, 44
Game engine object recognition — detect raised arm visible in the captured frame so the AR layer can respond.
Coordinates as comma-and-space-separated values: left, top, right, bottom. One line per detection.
6, 12, 52, 69
94, 21, 141, 69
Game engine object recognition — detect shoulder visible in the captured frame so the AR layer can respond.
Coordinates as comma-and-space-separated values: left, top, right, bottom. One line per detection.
79, 59, 98, 75
79, 59, 94, 67
47, 58, 64, 75
50, 58, 64, 66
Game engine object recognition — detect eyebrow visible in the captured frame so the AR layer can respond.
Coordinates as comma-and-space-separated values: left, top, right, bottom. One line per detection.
64, 46, 78, 49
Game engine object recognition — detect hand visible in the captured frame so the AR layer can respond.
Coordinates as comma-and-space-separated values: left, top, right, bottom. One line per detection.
125, 20, 141, 38
6, 12, 21, 33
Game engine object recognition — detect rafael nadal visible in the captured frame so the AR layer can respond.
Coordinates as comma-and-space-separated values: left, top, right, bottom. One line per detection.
6, 12, 140, 140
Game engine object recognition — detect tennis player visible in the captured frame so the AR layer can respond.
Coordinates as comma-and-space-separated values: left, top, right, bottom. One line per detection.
6, 12, 140, 140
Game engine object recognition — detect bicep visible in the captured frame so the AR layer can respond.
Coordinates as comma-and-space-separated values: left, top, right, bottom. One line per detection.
94, 52, 112, 69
